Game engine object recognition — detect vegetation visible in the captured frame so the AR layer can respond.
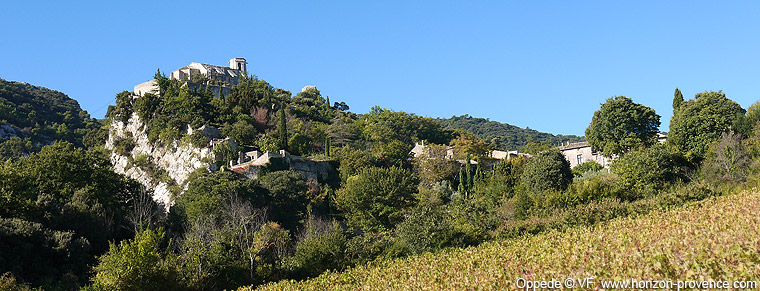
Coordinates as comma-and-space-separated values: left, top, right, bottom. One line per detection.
7, 74, 760, 291
610, 144, 690, 198
519, 149, 573, 194
335, 166, 419, 231
252, 190, 760, 290
0, 79, 103, 160
438, 114, 584, 151
0, 142, 142, 289
669, 91, 745, 160
585, 96, 660, 157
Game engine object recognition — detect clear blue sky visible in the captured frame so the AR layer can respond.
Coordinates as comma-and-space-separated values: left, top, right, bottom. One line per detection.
2, 1, 760, 136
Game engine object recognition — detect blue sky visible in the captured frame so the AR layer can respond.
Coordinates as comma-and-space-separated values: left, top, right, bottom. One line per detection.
2, 1, 759, 136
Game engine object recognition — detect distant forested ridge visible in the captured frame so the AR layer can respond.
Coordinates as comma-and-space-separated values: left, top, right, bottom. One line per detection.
438, 115, 585, 151
0, 79, 104, 160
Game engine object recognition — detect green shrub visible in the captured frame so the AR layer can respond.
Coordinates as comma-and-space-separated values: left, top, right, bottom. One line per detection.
572, 160, 604, 177
344, 231, 398, 266
334, 166, 418, 231
543, 174, 619, 210
112, 133, 136, 156
611, 144, 690, 199
186, 128, 211, 148
89, 229, 180, 291
0, 272, 35, 291
701, 132, 751, 185
290, 218, 347, 278
447, 194, 500, 246
259, 170, 309, 230
393, 204, 454, 255
519, 149, 572, 194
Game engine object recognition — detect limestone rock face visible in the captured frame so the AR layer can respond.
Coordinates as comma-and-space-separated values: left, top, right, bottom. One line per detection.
105, 113, 215, 210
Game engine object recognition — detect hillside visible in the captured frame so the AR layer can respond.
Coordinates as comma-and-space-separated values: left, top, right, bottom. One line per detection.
438, 115, 585, 151
0, 79, 103, 159
252, 190, 760, 290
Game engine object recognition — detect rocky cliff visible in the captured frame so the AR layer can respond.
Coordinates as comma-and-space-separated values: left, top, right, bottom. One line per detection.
105, 113, 218, 209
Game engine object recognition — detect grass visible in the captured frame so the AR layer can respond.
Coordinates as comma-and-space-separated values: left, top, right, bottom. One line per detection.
246, 189, 760, 290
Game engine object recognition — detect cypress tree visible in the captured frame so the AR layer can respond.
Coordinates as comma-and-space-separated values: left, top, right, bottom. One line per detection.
458, 166, 466, 194
325, 136, 331, 156
465, 155, 473, 193
673, 88, 684, 110
279, 103, 288, 151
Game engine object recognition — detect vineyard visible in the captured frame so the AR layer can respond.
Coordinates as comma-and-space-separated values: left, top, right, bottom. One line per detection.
250, 190, 760, 290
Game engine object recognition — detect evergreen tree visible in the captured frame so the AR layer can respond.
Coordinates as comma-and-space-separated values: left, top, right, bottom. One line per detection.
325, 136, 331, 156
464, 155, 473, 196
458, 166, 466, 194
279, 103, 288, 151
673, 88, 684, 110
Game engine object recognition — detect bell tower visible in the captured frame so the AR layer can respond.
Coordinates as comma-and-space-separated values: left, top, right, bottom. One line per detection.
229, 58, 247, 74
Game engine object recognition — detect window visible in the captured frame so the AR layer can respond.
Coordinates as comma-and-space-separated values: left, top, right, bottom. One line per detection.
576, 154, 583, 165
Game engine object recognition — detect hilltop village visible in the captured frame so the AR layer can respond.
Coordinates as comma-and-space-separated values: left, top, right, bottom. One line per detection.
5, 57, 754, 291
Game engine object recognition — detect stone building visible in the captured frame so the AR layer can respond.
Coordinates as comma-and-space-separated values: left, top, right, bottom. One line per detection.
133, 57, 248, 97
558, 133, 667, 168
558, 141, 612, 168
409, 141, 531, 164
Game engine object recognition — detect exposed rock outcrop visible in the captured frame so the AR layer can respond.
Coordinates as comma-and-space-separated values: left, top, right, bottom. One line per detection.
105, 113, 218, 209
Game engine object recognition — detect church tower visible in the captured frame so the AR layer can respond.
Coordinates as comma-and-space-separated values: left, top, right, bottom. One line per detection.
229, 58, 247, 74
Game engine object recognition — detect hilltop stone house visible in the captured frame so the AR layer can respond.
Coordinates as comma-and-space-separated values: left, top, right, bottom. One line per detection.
134, 57, 248, 97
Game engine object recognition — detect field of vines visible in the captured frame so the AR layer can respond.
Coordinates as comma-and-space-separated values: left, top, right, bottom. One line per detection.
246, 190, 760, 290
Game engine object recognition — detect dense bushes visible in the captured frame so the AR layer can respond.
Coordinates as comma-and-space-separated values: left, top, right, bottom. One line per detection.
0, 79, 102, 154
572, 160, 603, 177
87, 229, 179, 291
611, 144, 690, 199
0, 142, 141, 289
701, 132, 752, 184
669, 91, 745, 160
519, 149, 573, 193
290, 218, 347, 278
393, 204, 454, 255
335, 166, 419, 231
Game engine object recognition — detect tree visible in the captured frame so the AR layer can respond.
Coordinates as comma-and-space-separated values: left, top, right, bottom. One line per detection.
702, 132, 751, 184
89, 229, 179, 291
278, 104, 288, 151
413, 143, 459, 187
610, 144, 689, 199
668, 91, 745, 160
375, 140, 411, 168
585, 96, 661, 157
673, 88, 684, 110
334, 166, 418, 231
522, 140, 551, 155
259, 170, 309, 230
735, 101, 760, 137
449, 133, 490, 159
223, 120, 258, 146
519, 149, 573, 194
290, 217, 347, 278
174, 171, 262, 224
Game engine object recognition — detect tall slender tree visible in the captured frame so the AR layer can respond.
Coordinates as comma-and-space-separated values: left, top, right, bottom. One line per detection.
673, 88, 684, 110
279, 103, 288, 151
